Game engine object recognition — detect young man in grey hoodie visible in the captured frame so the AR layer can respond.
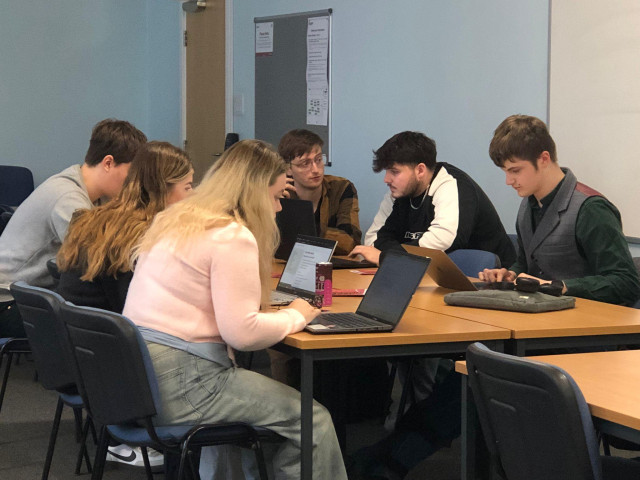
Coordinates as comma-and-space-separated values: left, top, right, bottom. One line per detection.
0, 118, 147, 337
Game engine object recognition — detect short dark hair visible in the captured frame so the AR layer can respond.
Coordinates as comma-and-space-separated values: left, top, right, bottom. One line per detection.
373, 131, 437, 173
489, 115, 557, 168
277, 129, 324, 162
84, 119, 147, 167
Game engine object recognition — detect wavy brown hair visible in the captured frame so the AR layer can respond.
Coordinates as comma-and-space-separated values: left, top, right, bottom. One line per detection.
135, 139, 286, 306
57, 141, 193, 280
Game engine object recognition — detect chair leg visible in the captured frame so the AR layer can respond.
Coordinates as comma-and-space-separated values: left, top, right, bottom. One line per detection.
42, 397, 64, 480
140, 447, 154, 480
253, 440, 270, 480
88, 415, 98, 445
73, 407, 83, 443
91, 426, 110, 480
602, 435, 612, 456
187, 450, 201, 480
178, 446, 190, 480
395, 358, 415, 429
75, 415, 93, 474
0, 352, 13, 413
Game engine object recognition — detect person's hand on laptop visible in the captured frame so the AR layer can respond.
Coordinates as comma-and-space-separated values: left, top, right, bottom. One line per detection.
288, 298, 321, 324
282, 176, 297, 198
349, 246, 381, 266
479, 267, 516, 283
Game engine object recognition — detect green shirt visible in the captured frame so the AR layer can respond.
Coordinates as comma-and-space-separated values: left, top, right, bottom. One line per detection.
511, 187, 640, 306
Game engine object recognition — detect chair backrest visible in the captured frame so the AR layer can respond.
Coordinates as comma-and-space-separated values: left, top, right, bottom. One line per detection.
46, 258, 61, 280
0, 166, 34, 207
466, 343, 602, 480
508, 233, 519, 251
10, 281, 76, 392
448, 249, 500, 277
57, 302, 160, 427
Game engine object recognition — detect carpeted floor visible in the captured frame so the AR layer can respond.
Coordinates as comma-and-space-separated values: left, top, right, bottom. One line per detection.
0, 356, 462, 479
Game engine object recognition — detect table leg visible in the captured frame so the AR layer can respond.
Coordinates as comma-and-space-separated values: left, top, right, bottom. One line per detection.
300, 352, 313, 480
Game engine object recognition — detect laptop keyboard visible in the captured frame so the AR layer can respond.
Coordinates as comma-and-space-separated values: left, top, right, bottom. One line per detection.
315, 313, 381, 328
271, 290, 298, 305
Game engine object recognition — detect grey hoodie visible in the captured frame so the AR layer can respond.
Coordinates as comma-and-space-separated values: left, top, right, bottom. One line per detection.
0, 165, 92, 301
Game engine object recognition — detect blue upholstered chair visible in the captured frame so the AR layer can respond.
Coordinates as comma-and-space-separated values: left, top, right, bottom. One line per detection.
448, 249, 500, 278
58, 301, 280, 480
0, 165, 34, 207
466, 342, 640, 480
0, 336, 30, 415
10, 281, 93, 479
508, 233, 519, 252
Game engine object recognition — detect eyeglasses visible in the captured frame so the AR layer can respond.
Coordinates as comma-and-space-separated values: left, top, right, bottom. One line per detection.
290, 155, 324, 170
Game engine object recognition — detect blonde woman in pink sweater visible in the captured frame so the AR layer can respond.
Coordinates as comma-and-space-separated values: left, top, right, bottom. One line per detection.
123, 139, 347, 480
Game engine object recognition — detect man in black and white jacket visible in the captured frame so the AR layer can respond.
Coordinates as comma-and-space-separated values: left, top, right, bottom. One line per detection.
352, 130, 515, 267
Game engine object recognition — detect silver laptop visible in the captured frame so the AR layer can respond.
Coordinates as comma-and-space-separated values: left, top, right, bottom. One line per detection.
271, 235, 337, 305
305, 250, 430, 334
402, 245, 481, 291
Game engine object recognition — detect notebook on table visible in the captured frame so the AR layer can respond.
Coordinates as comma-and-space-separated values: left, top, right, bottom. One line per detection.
271, 235, 337, 306
305, 250, 430, 334
401, 245, 483, 291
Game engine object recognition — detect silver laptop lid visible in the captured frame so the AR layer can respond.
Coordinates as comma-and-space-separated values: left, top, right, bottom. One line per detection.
276, 235, 337, 299
402, 245, 477, 291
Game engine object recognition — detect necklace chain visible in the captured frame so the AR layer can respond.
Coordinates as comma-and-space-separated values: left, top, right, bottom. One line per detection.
409, 185, 430, 210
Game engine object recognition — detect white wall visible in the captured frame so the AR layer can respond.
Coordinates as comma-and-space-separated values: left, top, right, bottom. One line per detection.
0, 0, 182, 186
233, 1, 549, 234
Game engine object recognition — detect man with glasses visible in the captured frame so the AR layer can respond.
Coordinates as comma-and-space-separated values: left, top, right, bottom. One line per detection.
278, 129, 361, 254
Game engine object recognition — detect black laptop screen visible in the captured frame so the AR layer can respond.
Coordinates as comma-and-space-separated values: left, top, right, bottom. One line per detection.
356, 251, 430, 325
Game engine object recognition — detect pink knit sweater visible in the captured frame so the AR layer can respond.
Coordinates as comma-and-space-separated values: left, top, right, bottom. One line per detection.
123, 222, 306, 350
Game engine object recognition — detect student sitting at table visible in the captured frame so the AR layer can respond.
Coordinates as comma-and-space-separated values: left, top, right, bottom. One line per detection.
363, 191, 394, 246
122, 139, 347, 480
0, 118, 147, 338
278, 128, 361, 254
55, 141, 193, 469
480, 114, 640, 306
351, 131, 515, 267
56, 141, 193, 313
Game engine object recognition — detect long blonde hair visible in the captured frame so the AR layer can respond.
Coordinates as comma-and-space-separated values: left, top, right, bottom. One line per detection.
57, 141, 193, 280
135, 139, 286, 306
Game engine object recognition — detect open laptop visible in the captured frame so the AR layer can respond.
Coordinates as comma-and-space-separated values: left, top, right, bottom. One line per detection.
275, 198, 376, 268
305, 250, 430, 334
275, 199, 317, 260
402, 245, 481, 291
271, 235, 337, 305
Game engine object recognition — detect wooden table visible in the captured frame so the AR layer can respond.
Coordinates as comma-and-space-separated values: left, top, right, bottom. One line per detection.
456, 349, 640, 479
272, 267, 511, 480
273, 265, 640, 479
410, 280, 640, 355
526, 350, 640, 444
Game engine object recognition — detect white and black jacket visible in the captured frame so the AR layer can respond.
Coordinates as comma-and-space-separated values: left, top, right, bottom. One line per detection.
374, 162, 516, 267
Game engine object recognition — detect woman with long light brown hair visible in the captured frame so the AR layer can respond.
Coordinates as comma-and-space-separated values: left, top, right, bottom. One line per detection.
123, 139, 347, 479
56, 141, 193, 313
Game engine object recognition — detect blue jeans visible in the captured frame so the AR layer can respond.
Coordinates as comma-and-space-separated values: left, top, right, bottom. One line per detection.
146, 342, 347, 480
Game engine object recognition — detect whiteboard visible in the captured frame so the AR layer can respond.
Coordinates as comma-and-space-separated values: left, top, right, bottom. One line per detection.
549, 1, 640, 240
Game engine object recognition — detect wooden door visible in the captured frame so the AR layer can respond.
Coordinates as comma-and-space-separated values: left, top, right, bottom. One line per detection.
185, 1, 226, 181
